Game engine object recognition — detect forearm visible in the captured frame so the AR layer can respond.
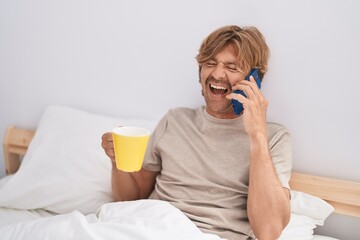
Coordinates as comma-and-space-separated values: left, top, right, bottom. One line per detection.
247, 133, 290, 240
111, 162, 158, 202
111, 166, 140, 201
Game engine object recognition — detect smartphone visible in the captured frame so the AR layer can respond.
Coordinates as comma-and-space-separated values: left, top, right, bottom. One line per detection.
231, 68, 262, 115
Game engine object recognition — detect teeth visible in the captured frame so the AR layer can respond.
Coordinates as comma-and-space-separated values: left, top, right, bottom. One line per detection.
210, 84, 227, 90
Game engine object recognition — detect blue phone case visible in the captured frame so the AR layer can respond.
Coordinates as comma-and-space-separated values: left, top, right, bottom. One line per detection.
232, 69, 262, 115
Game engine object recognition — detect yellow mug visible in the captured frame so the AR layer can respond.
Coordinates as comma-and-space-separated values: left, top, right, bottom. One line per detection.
112, 126, 150, 172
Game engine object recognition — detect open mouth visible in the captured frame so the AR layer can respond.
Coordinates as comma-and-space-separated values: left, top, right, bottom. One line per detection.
209, 83, 229, 96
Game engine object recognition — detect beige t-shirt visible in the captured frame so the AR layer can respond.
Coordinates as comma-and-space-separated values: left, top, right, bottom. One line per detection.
143, 107, 292, 240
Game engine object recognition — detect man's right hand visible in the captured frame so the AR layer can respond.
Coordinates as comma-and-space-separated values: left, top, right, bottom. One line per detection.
101, 132, 115, 164
101, 131, 158, 202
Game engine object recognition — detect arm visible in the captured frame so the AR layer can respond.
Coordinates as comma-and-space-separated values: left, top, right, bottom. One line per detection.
111, 165, 158, 201
102, 132, 159, 201
228, 76, 291, 239
247, 133, 290, 240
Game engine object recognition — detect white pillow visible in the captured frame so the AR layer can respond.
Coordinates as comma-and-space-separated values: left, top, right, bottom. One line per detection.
279, 190, 335, 240
279, 213, 317, 240
0, 105, 158, 214
290, 190, 334, 225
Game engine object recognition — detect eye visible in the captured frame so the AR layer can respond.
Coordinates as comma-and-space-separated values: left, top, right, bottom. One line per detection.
205, 61, 217, 68
226, 64, 238, 72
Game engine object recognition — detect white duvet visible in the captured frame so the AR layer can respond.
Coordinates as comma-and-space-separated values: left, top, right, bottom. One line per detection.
0, 200, 221, 240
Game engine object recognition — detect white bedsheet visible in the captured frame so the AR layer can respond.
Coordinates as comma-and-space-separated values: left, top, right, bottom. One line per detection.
313, 235, 339, 240
0, 174, 213, 240
0, 207, 54, 228
0, 175, 55, 228
0, 200, 222, 240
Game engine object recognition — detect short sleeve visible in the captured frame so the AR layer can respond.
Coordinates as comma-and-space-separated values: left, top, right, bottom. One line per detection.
142, 114, 168, 172
268, 125, 293, 190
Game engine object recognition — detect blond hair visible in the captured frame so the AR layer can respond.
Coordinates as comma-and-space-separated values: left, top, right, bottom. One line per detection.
196, 25, 269, 79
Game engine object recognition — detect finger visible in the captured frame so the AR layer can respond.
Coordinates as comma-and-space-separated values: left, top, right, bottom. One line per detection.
102, 143, 114, 154
101, 135, 113, 144
101, 133, 113, 147
232, 79, 258, 91
231, 83, 256, 100
248, 75, 261, 94
102, 132, 113, 142
102, 141, 114, 150
106, 148, 115, 158
226, 92, 248, 104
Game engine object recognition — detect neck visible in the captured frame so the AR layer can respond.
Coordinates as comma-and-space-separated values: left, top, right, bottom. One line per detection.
205, 107, 240, 119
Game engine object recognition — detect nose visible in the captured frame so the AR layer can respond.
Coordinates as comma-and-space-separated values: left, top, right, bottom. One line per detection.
212, 62, 227, 80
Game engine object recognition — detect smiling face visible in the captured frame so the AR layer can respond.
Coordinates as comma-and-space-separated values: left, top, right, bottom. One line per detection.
200, 44, 246, 119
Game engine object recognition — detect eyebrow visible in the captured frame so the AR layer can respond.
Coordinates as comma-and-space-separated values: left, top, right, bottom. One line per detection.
210, 58, 237, 65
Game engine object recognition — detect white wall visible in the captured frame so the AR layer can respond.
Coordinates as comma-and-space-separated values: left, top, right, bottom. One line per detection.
0, 0, 359, 238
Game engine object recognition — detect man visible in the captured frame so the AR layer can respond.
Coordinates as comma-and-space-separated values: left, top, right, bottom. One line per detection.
101, 25, 292, 240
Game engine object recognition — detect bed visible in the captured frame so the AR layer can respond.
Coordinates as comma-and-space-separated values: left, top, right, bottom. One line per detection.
1, 105, 359, 240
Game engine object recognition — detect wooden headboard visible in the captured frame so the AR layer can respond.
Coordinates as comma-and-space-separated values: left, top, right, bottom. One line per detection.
290, 172, 360, 217
3, 126, 360, 217
3, 126, 35, 175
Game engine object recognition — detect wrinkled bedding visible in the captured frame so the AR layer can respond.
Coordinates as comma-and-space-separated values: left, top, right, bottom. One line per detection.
0, 175, 221, 240
0, 199, 221, 240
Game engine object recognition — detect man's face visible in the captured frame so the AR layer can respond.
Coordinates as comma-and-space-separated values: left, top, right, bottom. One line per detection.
200, 45, 246, 119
